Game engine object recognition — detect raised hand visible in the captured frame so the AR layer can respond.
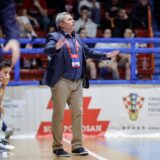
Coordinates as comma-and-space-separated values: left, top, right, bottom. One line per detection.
106, 50, 119, 58
55, 38, 65, 50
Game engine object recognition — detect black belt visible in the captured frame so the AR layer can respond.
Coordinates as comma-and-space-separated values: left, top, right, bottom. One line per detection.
68, 78, 80, 82
61, 77, 80, 82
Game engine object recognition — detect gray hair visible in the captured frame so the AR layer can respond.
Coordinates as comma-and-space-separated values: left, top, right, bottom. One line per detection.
55, 12, 71, 29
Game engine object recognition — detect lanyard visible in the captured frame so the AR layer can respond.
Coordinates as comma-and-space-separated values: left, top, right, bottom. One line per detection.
65, 38, 79, 55
64, 37, 80, 68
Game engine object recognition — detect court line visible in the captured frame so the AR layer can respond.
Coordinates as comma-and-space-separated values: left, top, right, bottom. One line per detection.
63, 138, 109, 160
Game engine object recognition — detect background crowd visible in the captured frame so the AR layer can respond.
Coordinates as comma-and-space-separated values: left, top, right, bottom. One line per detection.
1, 0, 160, 80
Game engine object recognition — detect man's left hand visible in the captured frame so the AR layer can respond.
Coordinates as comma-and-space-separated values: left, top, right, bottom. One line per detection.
106, 50, 119, 58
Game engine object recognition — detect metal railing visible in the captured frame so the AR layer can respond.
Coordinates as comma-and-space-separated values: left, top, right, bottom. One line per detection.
0, 38, 160, 86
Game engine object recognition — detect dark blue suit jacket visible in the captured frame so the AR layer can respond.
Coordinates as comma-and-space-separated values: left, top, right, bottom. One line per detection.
44, 31, 109, 88
0, 0, 18, 40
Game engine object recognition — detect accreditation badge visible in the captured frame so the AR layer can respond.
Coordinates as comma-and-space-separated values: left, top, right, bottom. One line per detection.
70, 53, 80, 68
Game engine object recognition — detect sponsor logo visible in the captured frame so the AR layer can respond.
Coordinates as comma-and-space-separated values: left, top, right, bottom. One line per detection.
123, 93, 144, 121
37, 97, 109, 137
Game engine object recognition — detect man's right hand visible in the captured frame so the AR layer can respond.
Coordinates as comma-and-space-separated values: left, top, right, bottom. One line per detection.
55, 38, 65, 50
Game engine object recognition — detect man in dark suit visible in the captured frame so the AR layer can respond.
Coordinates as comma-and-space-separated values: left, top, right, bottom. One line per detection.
0, 0, 20, 68
44, 12, 119, 157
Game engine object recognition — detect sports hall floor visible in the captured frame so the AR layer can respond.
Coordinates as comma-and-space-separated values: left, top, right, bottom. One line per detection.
3, 136, 160, 160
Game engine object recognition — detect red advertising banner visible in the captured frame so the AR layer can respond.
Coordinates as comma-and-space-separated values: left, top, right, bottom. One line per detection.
37, 97, 110, 137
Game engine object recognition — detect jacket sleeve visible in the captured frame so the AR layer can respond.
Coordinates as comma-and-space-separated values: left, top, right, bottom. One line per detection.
0, 1, 19, 40
76, 35, 110, 60
83, 43, 109, 60
44, 33, 59, 57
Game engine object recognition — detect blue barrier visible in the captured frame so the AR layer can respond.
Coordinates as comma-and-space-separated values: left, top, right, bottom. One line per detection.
0, 38, 160, 86
9, 80, 39, 86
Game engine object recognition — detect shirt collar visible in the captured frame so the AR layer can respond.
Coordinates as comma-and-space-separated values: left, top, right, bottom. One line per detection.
60, 29, 75, 38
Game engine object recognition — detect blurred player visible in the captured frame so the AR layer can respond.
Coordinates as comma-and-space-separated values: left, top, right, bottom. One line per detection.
0, 60, 14, 151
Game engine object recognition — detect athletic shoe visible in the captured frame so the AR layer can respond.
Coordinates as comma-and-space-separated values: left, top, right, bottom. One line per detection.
72, 147, 88, 156
53, 149, 70, 157
0, 139, 9, 145
0, 141, 15, 151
